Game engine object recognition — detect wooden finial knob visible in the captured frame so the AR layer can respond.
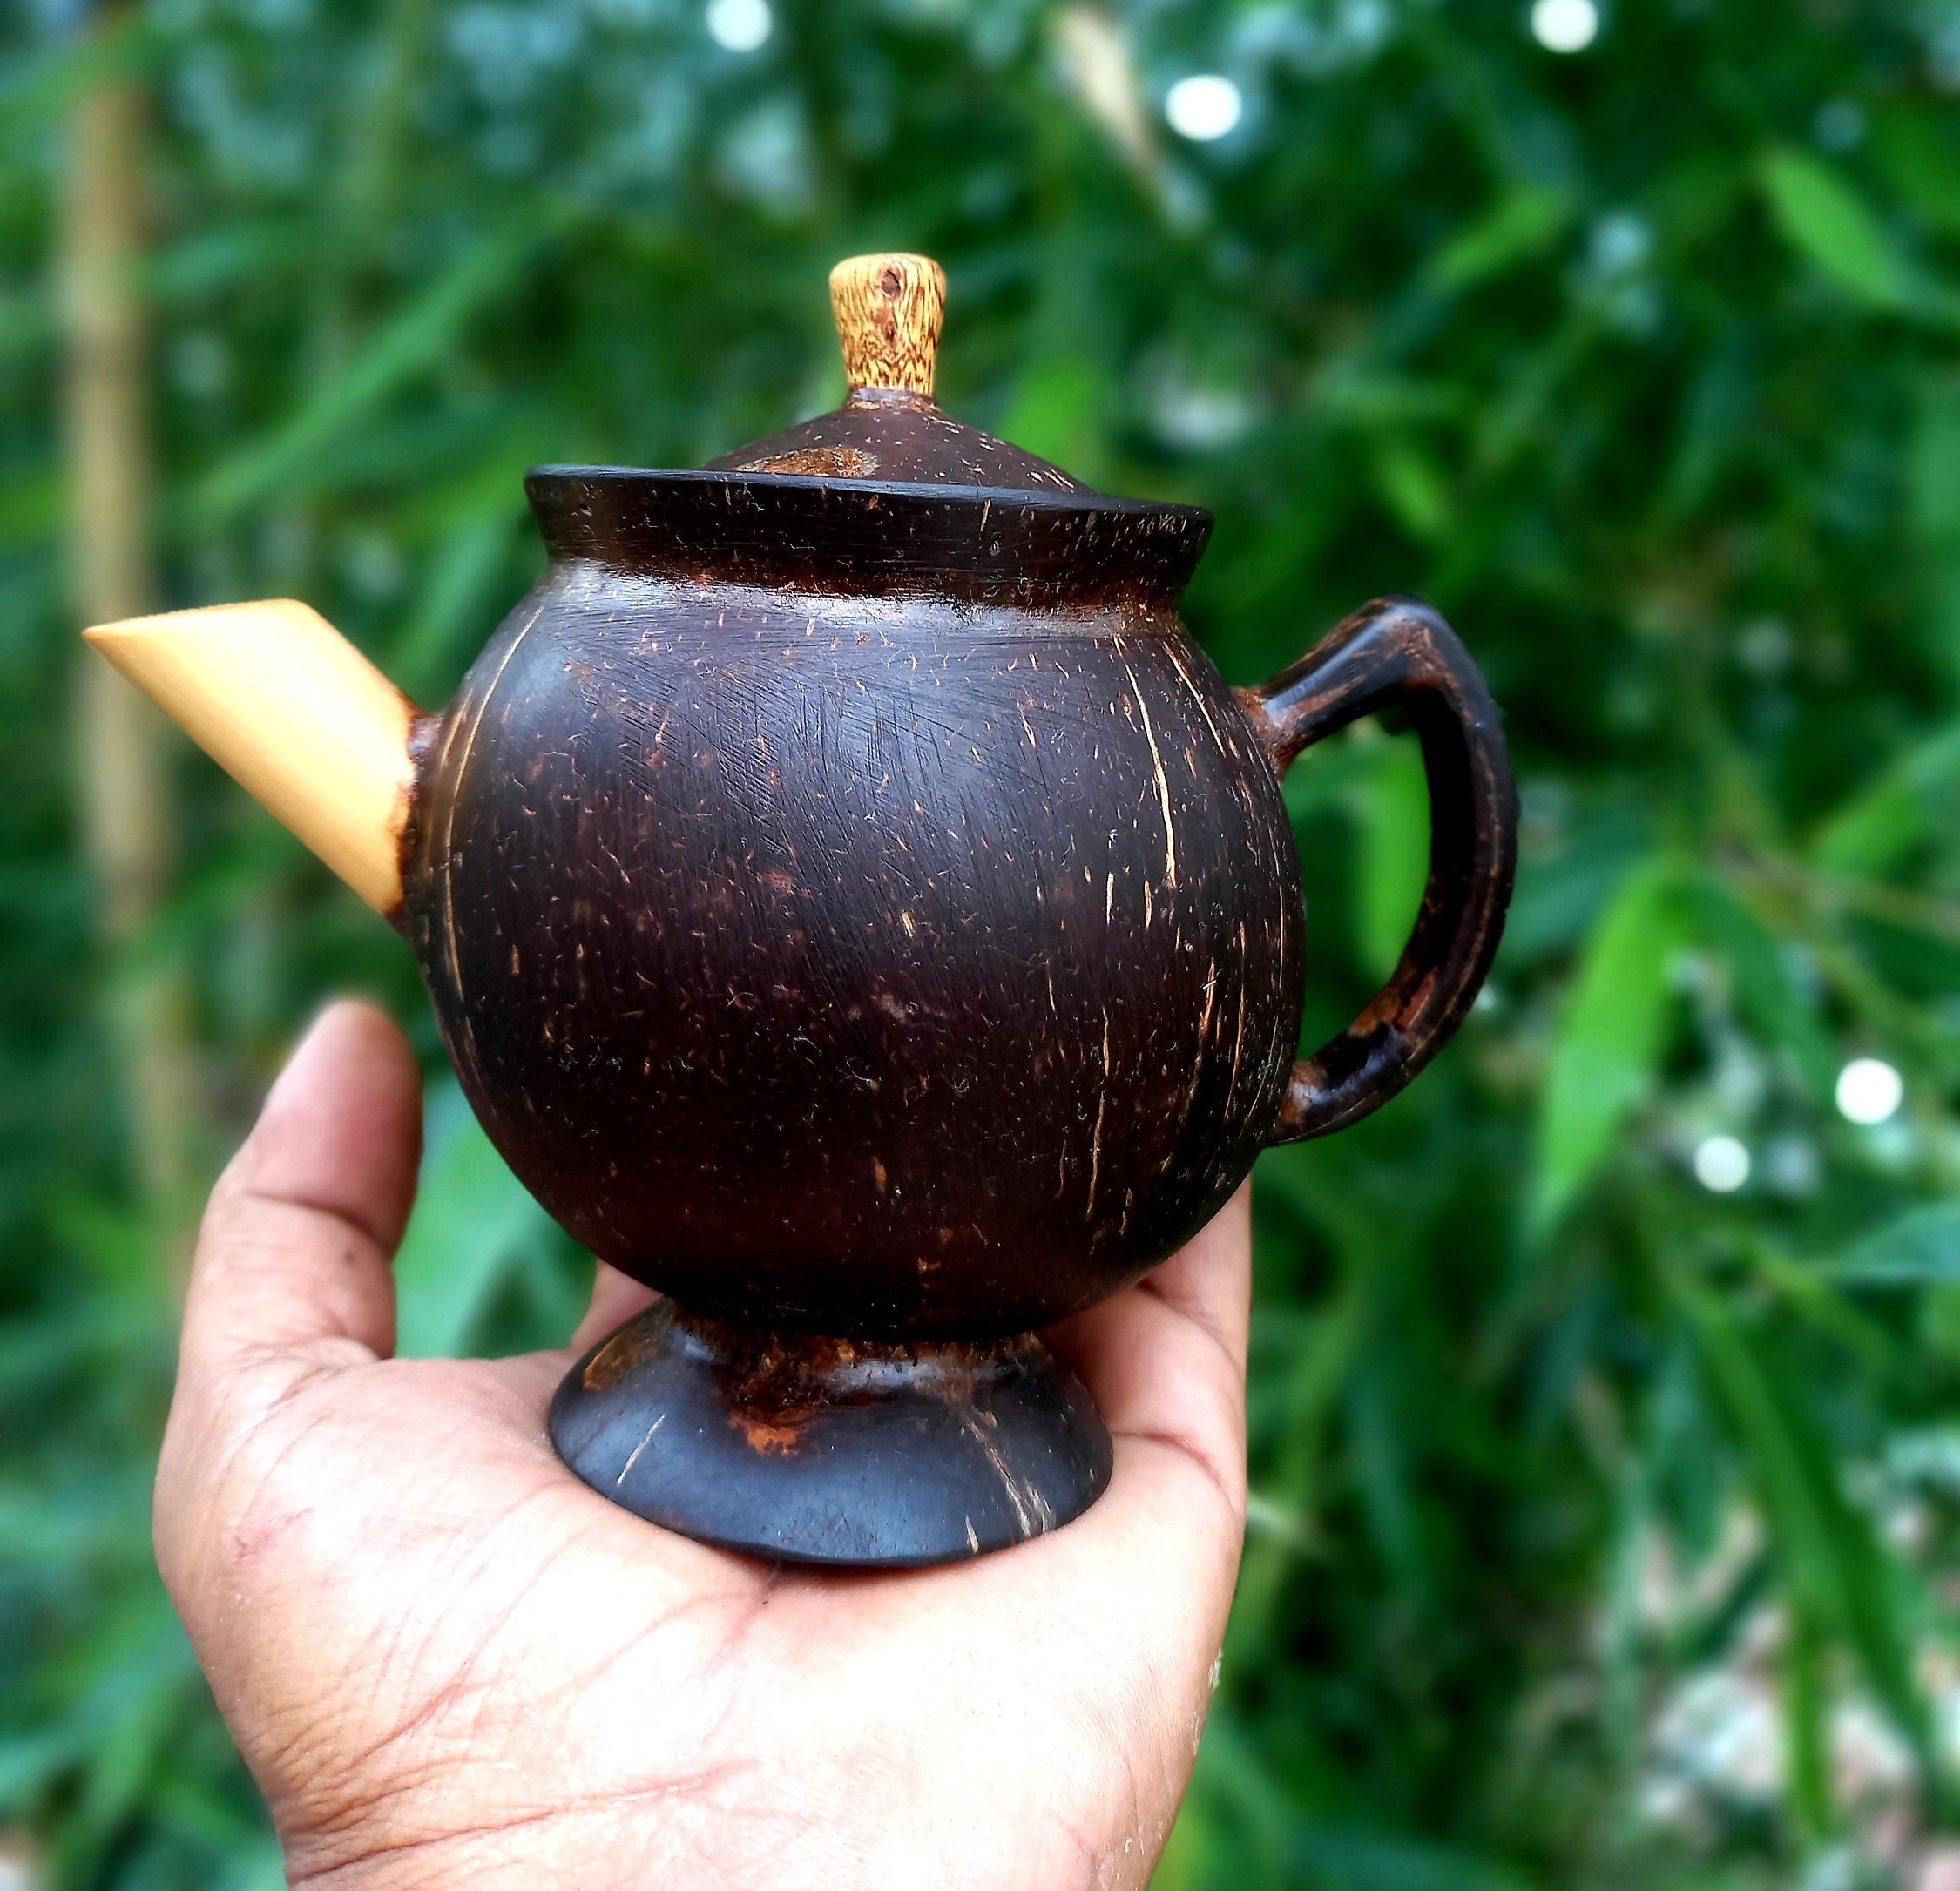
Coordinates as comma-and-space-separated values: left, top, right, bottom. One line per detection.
829, 253, 946, 398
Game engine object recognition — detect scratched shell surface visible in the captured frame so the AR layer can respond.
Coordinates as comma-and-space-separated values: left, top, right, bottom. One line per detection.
403, 560, 1305, 1338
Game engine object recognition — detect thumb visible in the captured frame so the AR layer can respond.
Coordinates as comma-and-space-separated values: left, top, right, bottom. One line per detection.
178, 999, 422, 1394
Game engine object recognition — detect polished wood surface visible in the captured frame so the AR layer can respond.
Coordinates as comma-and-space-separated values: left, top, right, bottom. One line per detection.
84, 600, 419, 915
828, 252, 946, 396
1237, 598, 1517, 1142
407, 566, 1300, 1339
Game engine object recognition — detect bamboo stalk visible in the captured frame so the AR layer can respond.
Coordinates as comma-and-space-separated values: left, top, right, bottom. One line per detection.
59, 17, 198, 1212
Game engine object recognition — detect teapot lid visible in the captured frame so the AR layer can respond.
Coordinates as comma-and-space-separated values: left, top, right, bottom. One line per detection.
525, 253, 1211, 609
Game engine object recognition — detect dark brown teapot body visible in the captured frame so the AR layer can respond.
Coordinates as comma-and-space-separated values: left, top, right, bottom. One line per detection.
409, 515, 1300, 1340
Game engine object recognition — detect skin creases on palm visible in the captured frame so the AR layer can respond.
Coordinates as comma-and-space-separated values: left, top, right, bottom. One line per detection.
154, 1001, 1250, 1890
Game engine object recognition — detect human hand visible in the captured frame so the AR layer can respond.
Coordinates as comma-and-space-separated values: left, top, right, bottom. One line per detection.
155, 1001, 1249, 1889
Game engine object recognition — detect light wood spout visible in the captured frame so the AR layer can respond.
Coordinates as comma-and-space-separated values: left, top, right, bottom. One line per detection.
84, 600, 418, 915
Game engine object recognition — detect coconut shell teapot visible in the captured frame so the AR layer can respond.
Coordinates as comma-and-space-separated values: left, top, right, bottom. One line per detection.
89, 254, 1516, 1567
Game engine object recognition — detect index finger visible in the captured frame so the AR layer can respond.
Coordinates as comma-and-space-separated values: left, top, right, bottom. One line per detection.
179, 999, 422, 1388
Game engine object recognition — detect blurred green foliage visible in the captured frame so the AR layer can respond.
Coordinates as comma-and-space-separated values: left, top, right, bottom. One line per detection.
3, 0, 1960, 1884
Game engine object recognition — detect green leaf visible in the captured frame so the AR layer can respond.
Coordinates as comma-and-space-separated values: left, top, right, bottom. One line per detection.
1912, 377, 1960, 550
1760, 146, 1918, 313
1828, 1203, 1960, 1285
1687, 871, 1835, 1096
1424, 186, 1574, 294
1780, 1610, 1832, 1841
393, 1084, 559, 1359
1909, 377, 1960, 675
1351, 733, 1430, 980
386, 503, 528, 703
1673, 1267, 1936, 1780
1872, 104, 1960, 240
0, 1730, 83, 1809
1294, 1825, 1533, 1891
1368, 433, 1453, 542
1348, 1361, 1423, 1591
187, 217, 544, 525
1810, 722, 1960, 877
0, 10, 162, 134
1530, 857, 1692, 1232
146, 217, 314, 304
1499, 798, 1652, 962
996, 354, 1108, 488
220, 1839, 291, 1891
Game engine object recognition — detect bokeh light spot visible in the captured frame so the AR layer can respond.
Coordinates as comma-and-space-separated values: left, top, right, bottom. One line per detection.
1531, 0, 1598, 52
1835, 1057, 1903, 1125
1693, 1135, 1751, 1193
1165, 74, 1243, 143
706, 0, 772, 53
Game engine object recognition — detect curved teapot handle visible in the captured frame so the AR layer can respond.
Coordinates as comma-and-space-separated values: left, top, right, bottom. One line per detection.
1236, 598, 1517, 1144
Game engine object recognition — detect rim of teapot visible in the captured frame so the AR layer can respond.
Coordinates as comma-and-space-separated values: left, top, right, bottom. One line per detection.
521, 463, 1213, 610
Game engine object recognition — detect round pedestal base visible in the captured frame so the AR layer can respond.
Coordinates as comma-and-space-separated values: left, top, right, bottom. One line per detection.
549, 1300, 1112, 1568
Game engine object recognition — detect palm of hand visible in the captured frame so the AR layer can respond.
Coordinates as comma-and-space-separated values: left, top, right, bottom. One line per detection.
156, 1004, 1249, 1890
